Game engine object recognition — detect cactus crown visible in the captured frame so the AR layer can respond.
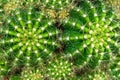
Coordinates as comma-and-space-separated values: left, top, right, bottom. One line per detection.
46, 56, 73, 79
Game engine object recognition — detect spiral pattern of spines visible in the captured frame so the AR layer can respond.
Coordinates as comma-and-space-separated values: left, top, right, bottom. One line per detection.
20, 67, 44, 80
46, 56, 74, 80
0, 7, 60, 67
60, 0, 119, 69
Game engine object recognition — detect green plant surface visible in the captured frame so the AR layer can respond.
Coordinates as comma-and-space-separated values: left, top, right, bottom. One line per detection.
46, 56, 74, 80
40, 0, 73, 10
0, 0, 119, 80
108, 55, 120, 79
60, 0, 120, 70
0, 6, 60, 70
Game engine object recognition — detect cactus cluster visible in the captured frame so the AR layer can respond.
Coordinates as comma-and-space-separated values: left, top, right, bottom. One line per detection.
0, 0, 120, 80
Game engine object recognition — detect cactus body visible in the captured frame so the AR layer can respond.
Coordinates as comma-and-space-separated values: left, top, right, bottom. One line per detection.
0, 7, 60, 76
20, 67, 44, 80
46, 56, 73, 80
61, 0, 119, 69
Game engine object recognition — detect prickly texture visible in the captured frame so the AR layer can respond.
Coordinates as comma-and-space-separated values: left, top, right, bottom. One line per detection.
40, 0, 73, 10
20, 67, 44, 80
46, 56, 74, 80
21, 0, 40, 7
86, 70, 107, 80
0, 0, 21, 14
0, 0, 120, 80
61, 0, 120, 70
72, 68, 108, 80
40, 0, 75, 21
105, 0, 120, 19
108, 55, 120, 79
0, 52, 9, 78
0, 6, 60, 74
0, 0, 22, 27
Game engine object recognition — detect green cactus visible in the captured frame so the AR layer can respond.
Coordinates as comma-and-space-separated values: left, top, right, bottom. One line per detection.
46, 56, 74, 80
0, 6, 60, 76
61, 0, 119, 69
20, 67, 44, 80
0, 0, 119, 79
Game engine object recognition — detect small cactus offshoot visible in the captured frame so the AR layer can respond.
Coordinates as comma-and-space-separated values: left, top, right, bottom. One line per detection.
46, 56, 74, 80
20, 67, 44, 80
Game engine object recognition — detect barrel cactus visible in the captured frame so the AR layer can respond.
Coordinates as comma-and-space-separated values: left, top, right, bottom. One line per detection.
0, 0, 120, 79
0, 6, 60, 77
46, 56, 74, 80
108, 55, 120, 79
61, 0, 119, 69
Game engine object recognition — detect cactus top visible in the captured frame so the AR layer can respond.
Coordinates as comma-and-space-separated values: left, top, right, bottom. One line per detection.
0, 7, 60, 66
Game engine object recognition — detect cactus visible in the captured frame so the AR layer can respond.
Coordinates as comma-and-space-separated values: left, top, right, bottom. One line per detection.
46, 56, 74, 80
20, 67, 44, 80
0, 0, 120, 79
61, 0, 120, 69
0, 6, 60, 77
